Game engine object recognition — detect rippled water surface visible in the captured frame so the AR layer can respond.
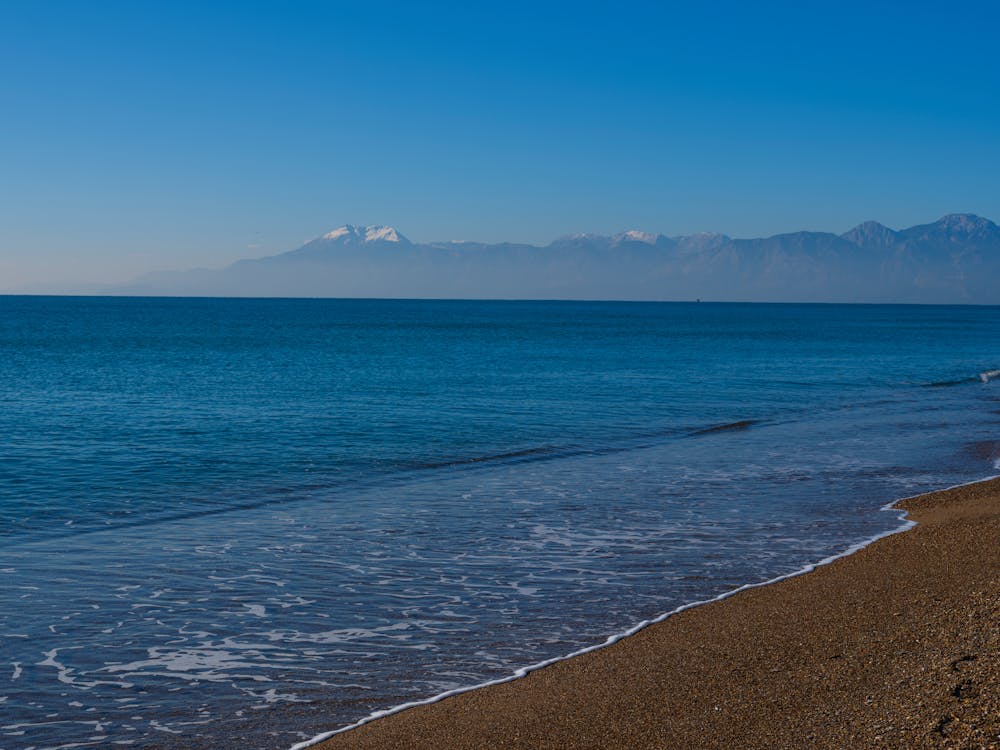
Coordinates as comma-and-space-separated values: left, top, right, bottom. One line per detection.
1, 298, 998, 749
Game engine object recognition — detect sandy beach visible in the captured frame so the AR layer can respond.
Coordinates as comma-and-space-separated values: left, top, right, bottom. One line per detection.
312, 477, 1000, 749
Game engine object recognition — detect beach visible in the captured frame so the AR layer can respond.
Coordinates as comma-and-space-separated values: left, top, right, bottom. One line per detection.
312, 477, 1000, 749
5, 299, 999, 749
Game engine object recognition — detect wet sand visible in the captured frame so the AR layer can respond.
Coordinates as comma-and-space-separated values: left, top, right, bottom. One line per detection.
310, 477, 1000, 749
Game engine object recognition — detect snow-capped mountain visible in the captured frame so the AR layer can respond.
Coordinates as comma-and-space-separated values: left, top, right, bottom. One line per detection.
318, 225, 409, 244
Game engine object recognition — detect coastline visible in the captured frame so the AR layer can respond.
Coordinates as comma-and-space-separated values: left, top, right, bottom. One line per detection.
302, 476, 1000, 749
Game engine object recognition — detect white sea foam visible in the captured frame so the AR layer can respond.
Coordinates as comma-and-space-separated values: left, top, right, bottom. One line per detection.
289, 474, 999, 750
979, 369, 1000, 383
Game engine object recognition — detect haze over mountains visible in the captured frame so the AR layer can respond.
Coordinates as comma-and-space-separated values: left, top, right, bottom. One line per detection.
115, 214, 1000, 303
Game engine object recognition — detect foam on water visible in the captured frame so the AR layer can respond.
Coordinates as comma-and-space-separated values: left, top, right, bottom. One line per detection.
293, 471, 1000, 749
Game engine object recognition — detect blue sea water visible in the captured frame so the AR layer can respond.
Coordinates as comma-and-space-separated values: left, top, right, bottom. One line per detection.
0, 297, 998, 749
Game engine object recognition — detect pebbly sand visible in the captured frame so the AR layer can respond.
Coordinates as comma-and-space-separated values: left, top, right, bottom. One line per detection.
310, 477, 1000, 749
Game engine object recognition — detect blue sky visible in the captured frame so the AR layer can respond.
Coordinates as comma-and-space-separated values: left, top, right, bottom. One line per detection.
2, 1, 999, 287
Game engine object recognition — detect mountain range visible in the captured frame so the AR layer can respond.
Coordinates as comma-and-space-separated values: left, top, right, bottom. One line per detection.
114, 214, 1000, 303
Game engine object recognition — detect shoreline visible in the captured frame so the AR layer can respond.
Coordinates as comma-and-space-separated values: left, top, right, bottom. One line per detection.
292, 485, 920, 748
302, 475, 1000, 749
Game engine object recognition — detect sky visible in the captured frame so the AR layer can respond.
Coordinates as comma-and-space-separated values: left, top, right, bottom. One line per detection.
2, 0, 999, 288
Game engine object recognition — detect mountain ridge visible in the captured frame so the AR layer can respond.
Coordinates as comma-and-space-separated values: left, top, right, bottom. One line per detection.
115, 214, 1000, 304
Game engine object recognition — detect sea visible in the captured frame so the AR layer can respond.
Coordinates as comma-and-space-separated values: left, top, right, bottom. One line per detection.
1, 297, 998, 750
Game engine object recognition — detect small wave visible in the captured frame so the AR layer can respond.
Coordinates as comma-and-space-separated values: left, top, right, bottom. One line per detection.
690, 419, 757, 436
923, 377, 977, 388
923, 368, 1000, 388
411, 446, 559, 471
